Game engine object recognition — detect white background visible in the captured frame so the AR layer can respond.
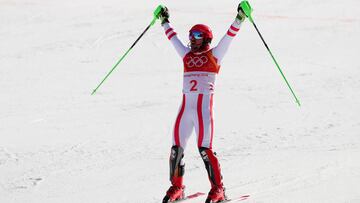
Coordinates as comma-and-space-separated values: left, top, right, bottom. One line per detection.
1, 0, 359, 202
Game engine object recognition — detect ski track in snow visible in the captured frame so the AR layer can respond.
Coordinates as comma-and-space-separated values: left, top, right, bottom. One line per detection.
1, 0, 360, 202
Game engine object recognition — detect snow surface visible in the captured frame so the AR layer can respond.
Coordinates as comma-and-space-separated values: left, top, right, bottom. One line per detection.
1, 0, 360, 202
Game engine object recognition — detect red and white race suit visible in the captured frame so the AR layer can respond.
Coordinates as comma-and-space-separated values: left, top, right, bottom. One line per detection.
163, 19, 242, 149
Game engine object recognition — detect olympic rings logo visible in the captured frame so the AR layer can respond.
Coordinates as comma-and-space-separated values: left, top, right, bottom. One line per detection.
186, 56, 208, 68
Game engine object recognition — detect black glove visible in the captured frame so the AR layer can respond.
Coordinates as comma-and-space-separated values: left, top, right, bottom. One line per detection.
236, 4, 246, 22
159, 6, 170, 25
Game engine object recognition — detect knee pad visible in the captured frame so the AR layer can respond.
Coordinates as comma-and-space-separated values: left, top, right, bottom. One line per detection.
170, 146, 185, 179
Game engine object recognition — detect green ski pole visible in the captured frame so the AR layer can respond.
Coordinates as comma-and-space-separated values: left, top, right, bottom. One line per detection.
240, 1, 301, 107
91, 5, 164, 95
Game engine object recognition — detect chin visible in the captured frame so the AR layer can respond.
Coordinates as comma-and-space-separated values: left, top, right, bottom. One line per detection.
191, 44, 210, 53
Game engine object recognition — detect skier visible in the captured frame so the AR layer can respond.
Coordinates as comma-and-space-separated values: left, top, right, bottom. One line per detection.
159, 3, 250, 203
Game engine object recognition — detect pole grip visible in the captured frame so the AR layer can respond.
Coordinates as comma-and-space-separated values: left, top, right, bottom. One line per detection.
151, 5, 165, 26
240, 0, 253, 18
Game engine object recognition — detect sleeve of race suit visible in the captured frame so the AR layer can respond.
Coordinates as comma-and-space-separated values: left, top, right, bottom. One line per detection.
212, 18, 243, 64
162, 23, 190, 58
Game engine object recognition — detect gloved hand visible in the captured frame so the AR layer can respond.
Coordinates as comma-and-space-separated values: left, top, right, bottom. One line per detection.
159, 6, 170, 25
236, 4, 247, 22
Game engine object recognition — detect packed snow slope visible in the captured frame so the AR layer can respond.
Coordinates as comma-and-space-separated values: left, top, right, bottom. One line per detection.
1, 0, 360, 202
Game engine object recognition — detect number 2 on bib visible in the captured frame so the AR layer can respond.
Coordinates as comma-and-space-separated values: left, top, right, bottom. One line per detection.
190, 80, 198, 91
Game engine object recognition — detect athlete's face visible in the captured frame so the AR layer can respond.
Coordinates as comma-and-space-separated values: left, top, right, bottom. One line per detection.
189, 31, 205, 52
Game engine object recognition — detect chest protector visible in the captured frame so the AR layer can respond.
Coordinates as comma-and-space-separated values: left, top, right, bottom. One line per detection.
182, 49, 220, 94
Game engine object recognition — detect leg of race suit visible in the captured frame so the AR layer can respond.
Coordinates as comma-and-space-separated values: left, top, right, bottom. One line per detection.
199, 147, 223, 188
169, 145, 185, 187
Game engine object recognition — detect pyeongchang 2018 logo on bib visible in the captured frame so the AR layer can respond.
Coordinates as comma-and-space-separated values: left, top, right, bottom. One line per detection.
186, 56, 208, 68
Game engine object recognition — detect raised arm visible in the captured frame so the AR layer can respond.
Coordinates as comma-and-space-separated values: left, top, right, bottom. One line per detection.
212, 3, 248, 64
159, 7, 190, 58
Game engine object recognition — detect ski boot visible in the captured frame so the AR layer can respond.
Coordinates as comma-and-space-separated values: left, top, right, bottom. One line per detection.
163, 146, 186, 203
205, 186, 227, 203
162, 185, 185, 203
199, 147, 227, 203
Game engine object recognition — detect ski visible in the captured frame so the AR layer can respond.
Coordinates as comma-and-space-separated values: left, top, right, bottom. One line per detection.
204, 195, 250, 203
222, 195, 250, 202
163, 192, 206, 203
177, 192, 206, 202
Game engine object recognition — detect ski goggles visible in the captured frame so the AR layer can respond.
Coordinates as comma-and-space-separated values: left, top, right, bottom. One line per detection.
189, 31, 204, 40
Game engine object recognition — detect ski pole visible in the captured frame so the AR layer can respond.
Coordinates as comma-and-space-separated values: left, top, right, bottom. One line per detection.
240, 1, 301, 107
91, 5, 164, 95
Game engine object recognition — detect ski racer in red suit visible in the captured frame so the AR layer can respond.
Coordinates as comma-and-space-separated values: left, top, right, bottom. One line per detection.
159, 4, 248, 203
